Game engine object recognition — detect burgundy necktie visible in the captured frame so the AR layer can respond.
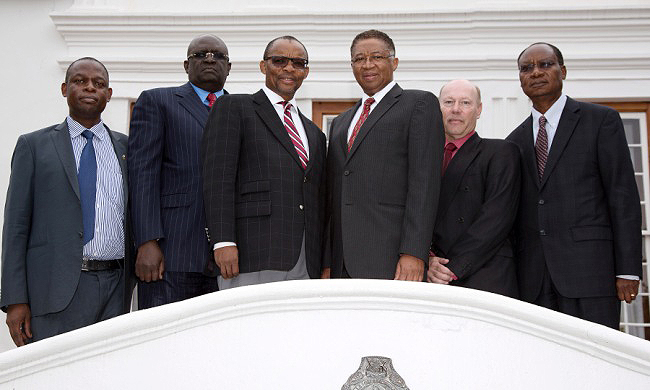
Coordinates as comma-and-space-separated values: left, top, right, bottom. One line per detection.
535, 115, 548, 181
348, 97, 375, 152
207, 93, 217, 108
279, 101, 308, 169
442, 142, 457, 175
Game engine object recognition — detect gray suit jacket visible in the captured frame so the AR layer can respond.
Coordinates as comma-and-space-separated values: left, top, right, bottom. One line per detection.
1, 121, 134, 316
325, 84, 445, 279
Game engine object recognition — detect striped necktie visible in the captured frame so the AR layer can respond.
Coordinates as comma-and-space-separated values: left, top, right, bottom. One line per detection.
280, 101, 308, 169
348, 97, 375, 152
535, 115, 549, 181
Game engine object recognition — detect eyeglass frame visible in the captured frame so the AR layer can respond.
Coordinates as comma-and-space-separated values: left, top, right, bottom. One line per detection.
263, 56, 309, 69
187, 51, 230, 62
351, 53, 395, 66
518, 61, 559, 73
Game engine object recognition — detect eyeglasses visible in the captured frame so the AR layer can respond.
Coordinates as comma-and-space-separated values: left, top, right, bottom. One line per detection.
351, 54, 394, 66
264, 56, 309, 69
519, 61, 557, 73
188, 51, 230, 62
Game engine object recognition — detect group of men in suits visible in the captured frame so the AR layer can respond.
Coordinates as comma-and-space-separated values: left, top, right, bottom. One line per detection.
0, 33, 642, 346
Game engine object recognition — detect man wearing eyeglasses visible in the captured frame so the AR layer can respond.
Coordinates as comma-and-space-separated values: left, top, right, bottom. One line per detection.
324, 30, 444, 280
201, 36, 327, 289
428, 79, 519, 298
128, 34, 231, 308
507, 43, 641, 328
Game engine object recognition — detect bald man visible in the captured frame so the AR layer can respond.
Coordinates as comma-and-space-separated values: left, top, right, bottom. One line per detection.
428, 79, 520, 297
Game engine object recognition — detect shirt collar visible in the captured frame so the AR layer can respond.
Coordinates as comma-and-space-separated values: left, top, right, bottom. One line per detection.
445, 130, 476, 150
532, 94, 567, 129
190, 83, 225, 106
362, 80, 396, 105
262, 85, 298, 109
66, 116, 107, 141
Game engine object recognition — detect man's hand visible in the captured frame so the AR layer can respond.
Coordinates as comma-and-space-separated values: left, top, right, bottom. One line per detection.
616, 277, 640, 304
135, 240, 165, 282
215, 246, 239, 279
427, 256, 457, 284
394, 254, 425, 281
6, 304, 31, 347
321, 268, 331, 279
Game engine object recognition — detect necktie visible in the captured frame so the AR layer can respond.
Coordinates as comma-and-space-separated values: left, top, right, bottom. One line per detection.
442, 142, 457, 175
535, 115, 549, 181
280, 101, 308, 169
348, 97, 375, 152
207, 93, 217, 108
78, 130, 97, 244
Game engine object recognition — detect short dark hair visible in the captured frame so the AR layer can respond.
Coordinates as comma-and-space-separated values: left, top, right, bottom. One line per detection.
65, 57, 109, 83
350, 29, 395, 55
517, 42, 564, 66
263, 36, 308, 60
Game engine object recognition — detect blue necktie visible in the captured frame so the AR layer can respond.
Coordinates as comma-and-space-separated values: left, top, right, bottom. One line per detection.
78, 130, 96, 244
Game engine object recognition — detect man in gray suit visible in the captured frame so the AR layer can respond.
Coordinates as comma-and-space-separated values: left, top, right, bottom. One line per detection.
325, 30, 444, 280
1, 58, 133, 346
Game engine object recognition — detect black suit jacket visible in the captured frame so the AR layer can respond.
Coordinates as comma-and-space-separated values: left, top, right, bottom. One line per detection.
201, 90, 326, 278
128, 82, 219, 273
325, 84, 445, 279
1, 121, 134, 316
507, 97, 642, 301
432, 133, 520, 298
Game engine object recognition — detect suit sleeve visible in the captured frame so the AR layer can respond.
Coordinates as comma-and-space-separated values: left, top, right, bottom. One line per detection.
201, 95, 241, 245
127, 90, 165, 247
597, 108, 642, 276
1, 136, 34, 309
399, 92, 444, 261
446, 142, 521, 279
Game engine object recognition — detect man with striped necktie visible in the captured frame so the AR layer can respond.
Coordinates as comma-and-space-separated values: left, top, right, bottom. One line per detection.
201, 36, 327, 289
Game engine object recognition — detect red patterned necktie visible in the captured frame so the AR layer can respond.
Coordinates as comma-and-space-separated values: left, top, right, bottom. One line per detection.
442, 142, 457, 175
280, 101, 308, 169
348, 97, 375, 152
207, 93, 217, 108
535, 115, 548, 181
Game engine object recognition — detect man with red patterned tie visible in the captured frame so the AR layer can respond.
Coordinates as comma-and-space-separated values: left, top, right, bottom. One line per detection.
201, 36, 327, 289
128, 35, 230, 308
324, 30, 444, 281
507, 42, 641, 328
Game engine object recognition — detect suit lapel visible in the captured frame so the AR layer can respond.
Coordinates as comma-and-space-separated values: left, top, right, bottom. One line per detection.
438, 133, 482, 218
540, 97, 580, 188
299, 110, 318, 175
517, 116, 540, 189
336, 101, 360, 158
253, 90, 304, 169
106, 127, 128, 208
51, 121, 80, 199
176, 82, 209, 126
347, 84, 402, 162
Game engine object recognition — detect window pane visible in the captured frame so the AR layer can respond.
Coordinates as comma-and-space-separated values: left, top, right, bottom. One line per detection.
623, 118, 641, 144
636, 175, 645, 201
630, 146, 643, 173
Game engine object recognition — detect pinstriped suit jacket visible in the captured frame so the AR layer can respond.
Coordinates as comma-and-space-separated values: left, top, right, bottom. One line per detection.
325, 84, 445, 279
201, 90, 326, 277
128, 82, 218, 273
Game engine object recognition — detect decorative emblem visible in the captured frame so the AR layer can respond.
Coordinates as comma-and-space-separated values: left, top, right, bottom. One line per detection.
342, 356, 409, 390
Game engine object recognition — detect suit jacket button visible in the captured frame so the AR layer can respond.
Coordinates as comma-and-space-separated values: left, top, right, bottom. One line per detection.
538, 199, 545, 205
78, 231, 83, 238
539, 229, 546, 236
299, 204, 304, 210
304, 176, 308, 183
464, 186, 469, 192
457, 217, 464, 223
344, 170, 350, 176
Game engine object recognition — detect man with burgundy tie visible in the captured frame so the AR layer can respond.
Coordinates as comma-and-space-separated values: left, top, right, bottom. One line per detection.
128, 34, 230, 308
324, 30, 444, 280
1, 58, 133, 345
201, 36, 327, 289
428, 80, 519, 298
507, 43, 641, 328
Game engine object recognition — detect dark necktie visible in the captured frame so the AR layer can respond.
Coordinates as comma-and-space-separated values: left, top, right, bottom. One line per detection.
535, 115, 549, 181
442, 142, 457, 175
78, 130, 97, 244
348, 97, 375, 152
280, 101, 308, 169
207, 92, 217, 108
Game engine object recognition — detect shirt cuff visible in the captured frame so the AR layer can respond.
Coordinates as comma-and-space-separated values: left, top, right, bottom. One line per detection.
616, 275, 640, 281
214, 242, 236, 251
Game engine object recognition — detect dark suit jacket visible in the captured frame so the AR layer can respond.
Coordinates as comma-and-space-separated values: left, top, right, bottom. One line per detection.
1, 121, 134, 316
201, 90, 327, 278
507, 97, 642, 301
432, 133, 520, 298
128, 82, 218, 273
325, 84, 445, 279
